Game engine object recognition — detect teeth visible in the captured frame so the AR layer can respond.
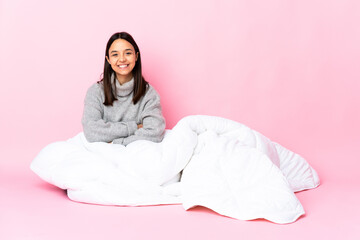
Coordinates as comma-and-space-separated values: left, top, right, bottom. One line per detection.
118, 65, 128, 68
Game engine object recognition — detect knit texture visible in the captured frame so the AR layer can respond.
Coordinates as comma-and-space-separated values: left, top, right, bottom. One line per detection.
82, 77, 165, 145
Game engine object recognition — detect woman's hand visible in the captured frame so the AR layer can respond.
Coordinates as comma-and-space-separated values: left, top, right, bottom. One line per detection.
137, 124, 143, 129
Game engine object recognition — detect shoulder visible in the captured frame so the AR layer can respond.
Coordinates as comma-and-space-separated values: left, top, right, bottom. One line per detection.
84, 82, 104, 103
144, 84, 161, 100
86, 82, 104, 97
136, 84, 161, 108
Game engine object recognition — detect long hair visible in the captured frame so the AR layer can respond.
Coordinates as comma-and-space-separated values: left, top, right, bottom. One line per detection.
99, 32, 148, 106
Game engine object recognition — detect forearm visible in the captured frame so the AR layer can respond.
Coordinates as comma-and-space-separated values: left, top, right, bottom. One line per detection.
113, 116, 165, 145
114, 130, 164, 145
82, 119, 138, 143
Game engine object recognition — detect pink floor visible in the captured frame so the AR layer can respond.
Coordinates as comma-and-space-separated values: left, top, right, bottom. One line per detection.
1, 142, 359, 240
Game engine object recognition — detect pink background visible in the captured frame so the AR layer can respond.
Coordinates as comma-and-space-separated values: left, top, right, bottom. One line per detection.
1, 0, 359, 239
1, 0, 359, 157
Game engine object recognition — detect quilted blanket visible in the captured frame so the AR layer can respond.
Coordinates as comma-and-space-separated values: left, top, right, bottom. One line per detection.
31, 115, 319, 224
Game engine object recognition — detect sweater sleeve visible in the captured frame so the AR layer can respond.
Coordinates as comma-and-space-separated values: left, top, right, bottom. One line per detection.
81, 84, 138, 143
112, 86, 166, 146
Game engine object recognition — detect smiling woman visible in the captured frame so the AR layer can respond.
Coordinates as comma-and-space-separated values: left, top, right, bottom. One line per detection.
81, 32, 166, 146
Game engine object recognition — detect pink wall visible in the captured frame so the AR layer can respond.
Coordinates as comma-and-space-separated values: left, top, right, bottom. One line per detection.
1, 0, 359, 165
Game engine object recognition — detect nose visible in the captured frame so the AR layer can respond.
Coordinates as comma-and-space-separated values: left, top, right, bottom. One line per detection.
118, 54, 125, 62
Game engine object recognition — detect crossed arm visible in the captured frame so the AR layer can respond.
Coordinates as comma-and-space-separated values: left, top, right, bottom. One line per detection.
82, 85, 165, 145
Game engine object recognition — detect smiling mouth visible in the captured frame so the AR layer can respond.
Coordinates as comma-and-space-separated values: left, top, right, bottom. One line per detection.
118, 64, 129, 69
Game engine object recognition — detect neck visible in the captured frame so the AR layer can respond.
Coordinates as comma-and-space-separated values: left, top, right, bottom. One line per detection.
116, 73, 133, 85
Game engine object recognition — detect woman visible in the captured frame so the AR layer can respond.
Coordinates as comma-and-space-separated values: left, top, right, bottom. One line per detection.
82, 32, 165, 145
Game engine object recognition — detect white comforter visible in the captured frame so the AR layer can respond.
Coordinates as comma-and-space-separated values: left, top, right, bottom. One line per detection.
31, 115, 319, 224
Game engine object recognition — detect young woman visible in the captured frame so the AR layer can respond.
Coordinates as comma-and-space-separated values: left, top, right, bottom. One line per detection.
82, 32, 165, 145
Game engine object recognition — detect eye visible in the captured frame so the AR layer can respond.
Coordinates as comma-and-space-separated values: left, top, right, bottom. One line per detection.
111, 54, 118, 57
126, 52, 133, 55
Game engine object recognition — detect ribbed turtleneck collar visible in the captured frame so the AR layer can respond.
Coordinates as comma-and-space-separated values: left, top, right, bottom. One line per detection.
112, 74, 134, 97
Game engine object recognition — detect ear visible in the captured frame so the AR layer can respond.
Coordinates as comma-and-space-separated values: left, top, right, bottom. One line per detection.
136, 52, 139, 61
105, 56, 110, 64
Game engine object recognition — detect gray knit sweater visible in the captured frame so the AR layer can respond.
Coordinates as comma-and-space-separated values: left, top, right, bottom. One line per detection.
82, 77, 165, 146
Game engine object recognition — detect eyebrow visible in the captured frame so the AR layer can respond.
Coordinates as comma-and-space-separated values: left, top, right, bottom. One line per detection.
110, 49, 133, 53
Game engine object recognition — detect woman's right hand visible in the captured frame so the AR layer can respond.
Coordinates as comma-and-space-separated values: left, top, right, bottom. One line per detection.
137, 124, 143, 129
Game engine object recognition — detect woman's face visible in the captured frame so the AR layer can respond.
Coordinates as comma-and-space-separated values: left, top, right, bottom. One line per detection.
106, 39, 138, 83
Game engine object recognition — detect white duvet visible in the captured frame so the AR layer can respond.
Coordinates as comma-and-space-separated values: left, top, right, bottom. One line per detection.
31, 115, 319, 224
